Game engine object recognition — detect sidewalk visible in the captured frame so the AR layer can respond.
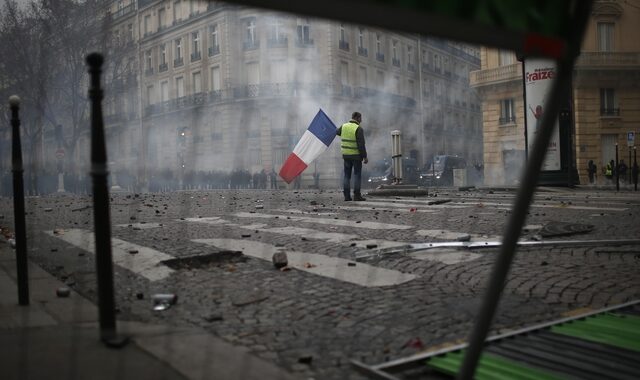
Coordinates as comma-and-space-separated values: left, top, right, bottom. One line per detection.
0, 241, 298, 380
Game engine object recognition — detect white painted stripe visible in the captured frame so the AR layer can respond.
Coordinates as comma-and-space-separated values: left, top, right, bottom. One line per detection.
337, 205, 439, 213
358, 200, 470, 209
183, 217, 406, 249
45, 229, 174, 281
234, 212, 412, 230
272, 208, 337, 216
448, 201, 626, 212
416, 229, 500, 242
292, 130, 328, 165
116, 223, 163, 229
193, 238, 416, 287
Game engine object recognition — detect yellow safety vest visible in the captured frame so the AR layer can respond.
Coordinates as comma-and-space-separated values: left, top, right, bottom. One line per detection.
340, 122, 360, 156
605, 164, 612, 176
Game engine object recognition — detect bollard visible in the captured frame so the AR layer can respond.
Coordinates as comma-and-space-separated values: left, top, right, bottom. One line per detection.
615, 143, 619, 191
634, 147, 638, 191
9, 95, 29, 306
86, 53, 128, 347
391, 130, 402, 184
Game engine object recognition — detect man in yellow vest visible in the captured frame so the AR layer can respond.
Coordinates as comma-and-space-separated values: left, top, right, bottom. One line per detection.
337, 112, 368, 201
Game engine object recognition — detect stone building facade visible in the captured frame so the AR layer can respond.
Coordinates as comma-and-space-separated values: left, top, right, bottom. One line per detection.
471, 0, 640, 186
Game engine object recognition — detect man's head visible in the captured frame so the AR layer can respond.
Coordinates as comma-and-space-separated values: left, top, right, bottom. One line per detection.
351, 112, 362, 124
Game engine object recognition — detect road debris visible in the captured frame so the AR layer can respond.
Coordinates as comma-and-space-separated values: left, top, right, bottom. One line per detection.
272, 252, 288, 269
152, 293, 178, 311
56, 287, 71, 298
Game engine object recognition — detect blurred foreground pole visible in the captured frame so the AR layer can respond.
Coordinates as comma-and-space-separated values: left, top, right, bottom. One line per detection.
86, 53, 127, 347
9, 96, 29, 306
457, 1, 593, 375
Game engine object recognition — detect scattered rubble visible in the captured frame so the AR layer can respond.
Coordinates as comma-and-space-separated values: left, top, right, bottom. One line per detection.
56, 287, 71, 298
152, 293, 177, 311
272, 252, 288, 269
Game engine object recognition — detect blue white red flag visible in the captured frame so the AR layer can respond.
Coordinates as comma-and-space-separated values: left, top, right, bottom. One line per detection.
279, 109, 337, 183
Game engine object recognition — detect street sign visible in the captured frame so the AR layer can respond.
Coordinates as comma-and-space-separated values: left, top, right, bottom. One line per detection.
628, 132, 635, 147
55, 148, 65, 159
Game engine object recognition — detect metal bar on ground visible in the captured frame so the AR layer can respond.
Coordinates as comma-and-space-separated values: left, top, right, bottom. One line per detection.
86, 53, 127, 347
9, 95, 29, 306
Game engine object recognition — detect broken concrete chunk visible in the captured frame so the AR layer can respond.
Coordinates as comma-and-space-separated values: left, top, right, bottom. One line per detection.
152, 293, 178, 311
272, 252, 288, 269
56, 287, 71, 298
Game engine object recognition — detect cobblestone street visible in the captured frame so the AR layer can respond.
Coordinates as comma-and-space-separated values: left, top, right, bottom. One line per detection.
1, 187, 639, 379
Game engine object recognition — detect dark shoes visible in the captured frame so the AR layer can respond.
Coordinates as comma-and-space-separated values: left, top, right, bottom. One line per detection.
353, 195, 366, 201
344, 197, 353, 201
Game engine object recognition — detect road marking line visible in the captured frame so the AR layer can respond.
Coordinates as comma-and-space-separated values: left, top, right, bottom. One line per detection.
234, 212, 412, 230
416, 229, 500, 242
337, 205, 439, 213
357, 200, 470, 209
45, 229, 174, 281
116, 223, 163, 229
193, 238, 416, 287
408, 249, 483, 265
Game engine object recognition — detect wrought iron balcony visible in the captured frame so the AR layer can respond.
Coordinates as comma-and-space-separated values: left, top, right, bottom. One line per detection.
339, 40, 349, 51
208, 45, 220, 56
267, 37, 288, 48
357, 46, 368, 57
296, 38, 314, 47
407, 63, 416, 72
191, 51, 201, 62
243, 40, 259, 51
600, 108, 620, 116
174, 57, 184, 67
376, 53, 384, 62
145, 67, 154, 76
158, 62, 168, 72
392, 58, 400, 67
499, 116, 516, 125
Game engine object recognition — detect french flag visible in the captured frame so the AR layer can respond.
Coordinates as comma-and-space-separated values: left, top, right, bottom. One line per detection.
279, 109, 337, 183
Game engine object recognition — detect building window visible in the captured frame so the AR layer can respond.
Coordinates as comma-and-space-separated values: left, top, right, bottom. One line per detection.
176, 76, 184, 98
392, 40, 400, 67
146, 85, 154, 105
173, 0, 181, 23
597, 22, 614, 52
158, 7, 165, 30
191, 31, 201, 61
498, 49, 514, 65
244, 17, 258, 50
358, 66, 367, 87
211, 66, 221, 91
357, 28, 367, 57
499, 99, 515, 124
174, 38, 183, 67
144, 14, 151, 35
339, 24, 349, 50
159, 44, 168, 72
209, 24, 220, 56
407, 46, 415, 71
127, 23, 133, 42
375, 34, 384, 62
145, 49, 153, 75
269, 17, 285, 42
193, 71, 202, 94
296, 18, 312, 46
160, 81, 169, 102
600, 88, 618, 116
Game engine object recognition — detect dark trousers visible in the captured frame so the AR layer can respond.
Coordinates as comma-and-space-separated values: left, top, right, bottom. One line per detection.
343, 159, 362, 198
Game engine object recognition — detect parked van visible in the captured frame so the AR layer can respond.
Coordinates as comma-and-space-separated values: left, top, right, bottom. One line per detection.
366, 157, 419, 186
419, 155, 466, 186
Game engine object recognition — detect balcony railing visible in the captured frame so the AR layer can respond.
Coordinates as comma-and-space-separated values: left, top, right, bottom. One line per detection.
145, 67, 154, 76
357, 46, 368, 57
191, 51, 201, 62
376, 52, 384, 62
499, 116, 516, 125
209, 45, 220, 56
576, 52, 640, 68
243, 40, 259, 51
110, 2, 136, 21
174, 57, 184, 67
339, 40, 349, 51
158, 62, 168, 72
392, 58, 400, 67
407, 63, 416, 72
470, 62, 521, 86
600, 108, 620, 116
267, 37, 288, 48
296, 38, 314, 47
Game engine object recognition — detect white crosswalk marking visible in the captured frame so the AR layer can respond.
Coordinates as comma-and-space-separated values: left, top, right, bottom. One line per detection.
416, 229, 500, 242
193, 238, 416, 287
234, 212, 412, 230
45, 229, 174, 281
